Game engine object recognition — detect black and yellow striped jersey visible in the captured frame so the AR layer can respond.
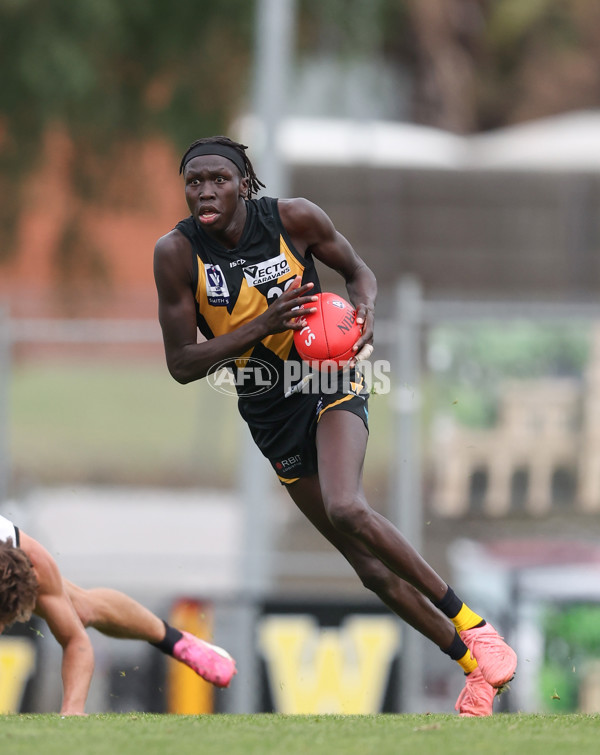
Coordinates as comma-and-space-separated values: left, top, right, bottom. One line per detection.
175, 197, 321, 413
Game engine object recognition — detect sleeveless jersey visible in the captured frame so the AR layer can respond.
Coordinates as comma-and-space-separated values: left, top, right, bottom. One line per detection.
0, 513, 19, 546
175, 197, 321, 423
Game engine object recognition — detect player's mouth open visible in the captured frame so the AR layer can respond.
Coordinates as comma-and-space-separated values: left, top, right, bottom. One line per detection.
199, 210, 219, 224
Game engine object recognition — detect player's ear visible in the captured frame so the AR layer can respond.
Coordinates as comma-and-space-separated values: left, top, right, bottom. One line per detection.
239, 176, 249, 198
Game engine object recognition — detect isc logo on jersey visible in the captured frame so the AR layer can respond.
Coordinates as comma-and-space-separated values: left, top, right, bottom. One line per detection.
243, 254, 291, 287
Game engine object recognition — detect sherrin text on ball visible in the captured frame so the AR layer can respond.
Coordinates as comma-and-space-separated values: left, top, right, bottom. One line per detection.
293, 292, 362, 367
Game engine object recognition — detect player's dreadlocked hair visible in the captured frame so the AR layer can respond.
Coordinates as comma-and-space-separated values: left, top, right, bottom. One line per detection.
179, 136, 266, 199
0, 539, 38, 628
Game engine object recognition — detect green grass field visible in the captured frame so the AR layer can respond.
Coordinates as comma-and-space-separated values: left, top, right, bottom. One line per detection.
2, 713, 600, 755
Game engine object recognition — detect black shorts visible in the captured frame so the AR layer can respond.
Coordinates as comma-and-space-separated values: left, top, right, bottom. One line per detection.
238, 367, 370, 484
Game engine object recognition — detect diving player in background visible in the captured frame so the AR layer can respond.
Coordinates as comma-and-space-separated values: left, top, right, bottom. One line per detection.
0, 514, 236, 715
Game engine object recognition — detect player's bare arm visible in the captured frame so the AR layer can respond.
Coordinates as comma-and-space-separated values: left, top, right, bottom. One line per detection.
21, 533, 94, 716
278, 197, 377, 357
154, 230, 317, 384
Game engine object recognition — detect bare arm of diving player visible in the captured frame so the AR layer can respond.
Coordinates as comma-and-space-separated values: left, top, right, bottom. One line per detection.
20, 532, 94, 715
278, 197, 377, 360
153, 229, 318, 384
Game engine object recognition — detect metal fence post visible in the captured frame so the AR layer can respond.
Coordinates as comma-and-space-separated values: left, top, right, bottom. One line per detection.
389, 276, 426, 712
226, 0, 298, 714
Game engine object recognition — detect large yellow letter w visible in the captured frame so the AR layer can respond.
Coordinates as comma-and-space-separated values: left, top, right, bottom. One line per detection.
258, 614, 401, 714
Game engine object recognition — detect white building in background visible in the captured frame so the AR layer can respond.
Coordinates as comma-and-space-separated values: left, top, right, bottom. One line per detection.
236, 108, 600, 173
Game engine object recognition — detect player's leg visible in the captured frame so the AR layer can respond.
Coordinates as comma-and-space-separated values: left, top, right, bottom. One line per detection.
314, 408, 516, 688
65, 582, 164, 640
64, 581, 236, 687
315, 408, 447, 600
287, 475, 500, 714
286, 476, 468, 663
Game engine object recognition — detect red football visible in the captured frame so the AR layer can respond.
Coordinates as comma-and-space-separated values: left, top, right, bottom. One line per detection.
293, 292, 361, 367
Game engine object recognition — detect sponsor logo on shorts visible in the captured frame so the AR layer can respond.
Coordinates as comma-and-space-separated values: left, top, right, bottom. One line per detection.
275, 454, 302, 472
206, 357, 279, 396
243, 254, 291, 287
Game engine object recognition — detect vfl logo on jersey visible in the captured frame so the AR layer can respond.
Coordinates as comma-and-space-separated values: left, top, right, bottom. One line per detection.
205, 264, 230, 306
243, 254, 291, 287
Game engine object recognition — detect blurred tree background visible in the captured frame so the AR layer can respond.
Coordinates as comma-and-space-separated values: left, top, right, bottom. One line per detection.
2, 0, 600, 273
0, 0, 255, 267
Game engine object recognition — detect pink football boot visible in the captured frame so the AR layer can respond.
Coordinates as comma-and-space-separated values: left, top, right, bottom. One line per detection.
455, 667, 496, 717
460, 623, 517, 690
173, 632, 237, 688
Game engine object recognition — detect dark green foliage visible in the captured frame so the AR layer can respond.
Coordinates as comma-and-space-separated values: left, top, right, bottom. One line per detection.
0, 0, 255, 260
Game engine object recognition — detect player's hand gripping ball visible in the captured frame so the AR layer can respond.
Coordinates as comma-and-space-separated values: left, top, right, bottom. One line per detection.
293, 292, 362, 367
